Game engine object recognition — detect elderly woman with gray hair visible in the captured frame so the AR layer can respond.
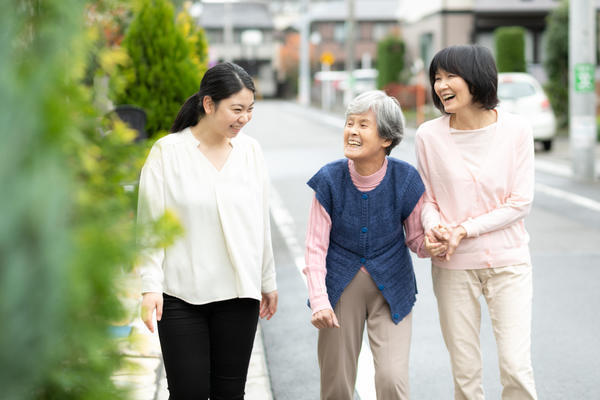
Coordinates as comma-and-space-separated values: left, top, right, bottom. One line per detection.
303, 90, 445, 399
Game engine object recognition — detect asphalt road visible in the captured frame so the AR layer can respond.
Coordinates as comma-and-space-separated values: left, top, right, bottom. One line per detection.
245, 100, 600, 400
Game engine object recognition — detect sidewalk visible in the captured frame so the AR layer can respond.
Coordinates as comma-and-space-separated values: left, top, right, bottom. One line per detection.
535, 136, 600, 179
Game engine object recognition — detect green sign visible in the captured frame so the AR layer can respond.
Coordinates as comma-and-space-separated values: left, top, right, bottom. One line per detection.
574, 63, 595, 92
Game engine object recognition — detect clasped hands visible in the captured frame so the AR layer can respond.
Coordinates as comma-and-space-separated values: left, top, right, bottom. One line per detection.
424, 224, 467, 261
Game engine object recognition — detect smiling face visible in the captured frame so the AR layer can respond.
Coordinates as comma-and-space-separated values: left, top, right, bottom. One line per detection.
433, 69, 474, 114
205, 87, 255, 138
343, 109, 391, 162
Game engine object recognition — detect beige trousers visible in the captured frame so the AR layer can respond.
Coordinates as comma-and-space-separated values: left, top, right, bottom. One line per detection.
432, 264, 537, 400
318, 271, 412, 400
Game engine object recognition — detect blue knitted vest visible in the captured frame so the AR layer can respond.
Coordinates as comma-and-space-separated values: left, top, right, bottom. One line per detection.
307, 158, 425, 324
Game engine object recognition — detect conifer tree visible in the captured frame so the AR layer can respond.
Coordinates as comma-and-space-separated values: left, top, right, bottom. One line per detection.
116, 0, 201, 135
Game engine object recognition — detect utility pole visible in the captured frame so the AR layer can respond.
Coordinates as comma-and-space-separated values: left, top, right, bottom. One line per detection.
569, 0, 597, 180
223, 0, 233, 62
344, 0, 356, 106
298, 0, 310, 106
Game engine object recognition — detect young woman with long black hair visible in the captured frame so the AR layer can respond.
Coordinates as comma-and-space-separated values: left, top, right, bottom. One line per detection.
137, 62, 278, 400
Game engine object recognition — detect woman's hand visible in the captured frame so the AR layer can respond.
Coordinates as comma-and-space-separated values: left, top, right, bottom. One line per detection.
141, 292, 163, 333
445, 225, 467, 261
311, 309, 340, 329
260, 290, 278, 320
425, 230, 448, 259
425, 225, 449, 260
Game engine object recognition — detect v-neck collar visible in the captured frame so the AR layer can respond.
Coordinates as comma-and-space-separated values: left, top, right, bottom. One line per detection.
443, 110, 501, 181
185, 128, 236, 173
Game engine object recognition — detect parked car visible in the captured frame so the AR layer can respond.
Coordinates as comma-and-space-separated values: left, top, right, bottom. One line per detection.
314, 69, 378, 94
497, 72, 556, 151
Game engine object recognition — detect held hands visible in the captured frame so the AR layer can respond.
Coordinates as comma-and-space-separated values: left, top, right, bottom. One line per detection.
260, 290, 278, 320
424, 224, 467, 261
311, 309, 340, 329
141, 292, 163, 333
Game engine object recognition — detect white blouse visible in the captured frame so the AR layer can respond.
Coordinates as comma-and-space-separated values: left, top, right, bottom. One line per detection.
137, 128, 277, 304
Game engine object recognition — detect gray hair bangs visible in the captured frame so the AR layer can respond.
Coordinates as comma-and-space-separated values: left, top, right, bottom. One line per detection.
345, 90, 405, 155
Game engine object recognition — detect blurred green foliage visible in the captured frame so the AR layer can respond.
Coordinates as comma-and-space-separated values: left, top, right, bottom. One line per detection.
0, 0, 181, 398
113, 0, 203, 136
544, 0, 569, 129
176, 1, 209, 78
495, 26, 526, 73
376, 35, 406, 89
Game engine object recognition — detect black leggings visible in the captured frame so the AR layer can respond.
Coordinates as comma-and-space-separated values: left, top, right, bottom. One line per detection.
157, 294, 260, 400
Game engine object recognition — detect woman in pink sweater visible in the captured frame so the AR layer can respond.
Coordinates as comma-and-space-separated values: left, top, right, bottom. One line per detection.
417, 45, 537, 400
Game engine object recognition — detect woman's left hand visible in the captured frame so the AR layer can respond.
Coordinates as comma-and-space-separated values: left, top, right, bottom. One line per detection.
260, 290, 278, 320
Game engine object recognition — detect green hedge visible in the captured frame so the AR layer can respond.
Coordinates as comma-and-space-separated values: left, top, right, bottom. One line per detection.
544, 0, 569, 129
495, 26, 526, 73
377, 36, 406, 89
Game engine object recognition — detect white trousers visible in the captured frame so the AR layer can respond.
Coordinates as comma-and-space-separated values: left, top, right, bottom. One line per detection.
432, 264, 537, 400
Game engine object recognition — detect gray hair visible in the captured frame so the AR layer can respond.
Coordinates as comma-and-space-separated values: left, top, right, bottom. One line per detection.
345, 90, 404, 155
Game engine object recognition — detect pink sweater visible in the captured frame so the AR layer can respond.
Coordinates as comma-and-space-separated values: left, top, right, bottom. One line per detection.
415, 110, 534, 270
304, 158, 427, 314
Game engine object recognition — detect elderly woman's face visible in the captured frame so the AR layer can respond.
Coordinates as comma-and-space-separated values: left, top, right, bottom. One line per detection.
343, 109, 390, 162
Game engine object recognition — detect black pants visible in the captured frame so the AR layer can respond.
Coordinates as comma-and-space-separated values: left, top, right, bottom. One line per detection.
157, 294, 260, 400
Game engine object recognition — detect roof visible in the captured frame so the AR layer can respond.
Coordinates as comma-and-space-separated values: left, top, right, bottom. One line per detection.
309, 0, 400, 22
197, 2, 274, 29
474, 0, 600, 13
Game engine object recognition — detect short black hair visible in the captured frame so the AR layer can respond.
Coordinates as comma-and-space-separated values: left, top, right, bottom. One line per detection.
428, 44, 499, 114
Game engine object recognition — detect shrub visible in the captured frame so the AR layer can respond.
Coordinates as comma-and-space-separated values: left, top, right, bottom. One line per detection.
377, 35, 406, 89
544, 0, 569, 128
0, 1, 180, 398
114, 0, 202, 136
495, 26, 527, 72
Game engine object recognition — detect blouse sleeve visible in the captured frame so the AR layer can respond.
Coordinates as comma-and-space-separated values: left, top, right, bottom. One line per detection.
303, 194, 333, 314
137, 146, 166, 294
415, 133, 442, 232
257, 145, 277, 294
460, 124, 535, 237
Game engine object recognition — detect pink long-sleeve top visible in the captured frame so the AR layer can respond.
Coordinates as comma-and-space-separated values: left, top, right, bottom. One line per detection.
303, 158, 427, 314
415, 110, 534, 270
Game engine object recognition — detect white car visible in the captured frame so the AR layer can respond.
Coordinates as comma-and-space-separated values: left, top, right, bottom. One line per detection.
497, 72, 557, 151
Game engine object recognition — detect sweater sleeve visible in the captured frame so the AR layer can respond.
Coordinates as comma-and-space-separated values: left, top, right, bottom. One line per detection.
137, 146, 166, 294
404, 195, 428, 258
460, 123, 535, 237
415, 133, 442, 233
303, 194, 333, 314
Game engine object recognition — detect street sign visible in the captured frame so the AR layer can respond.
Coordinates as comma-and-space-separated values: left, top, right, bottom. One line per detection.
320, 51, 335, 66
574, 63, 595, 92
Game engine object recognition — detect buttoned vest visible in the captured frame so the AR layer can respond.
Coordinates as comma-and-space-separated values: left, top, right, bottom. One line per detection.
307, 158, 425, 324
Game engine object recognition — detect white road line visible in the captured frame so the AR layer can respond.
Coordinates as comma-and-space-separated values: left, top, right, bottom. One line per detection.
269, 185, 376, 400
536, 182, 600, 212
535, 159, 572, 178
269, 187, 306, 284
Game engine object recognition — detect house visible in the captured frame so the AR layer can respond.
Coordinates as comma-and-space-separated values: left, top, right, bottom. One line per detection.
308, 0, 401, 71
400, 0, 600, 82
195, 1, 277, 97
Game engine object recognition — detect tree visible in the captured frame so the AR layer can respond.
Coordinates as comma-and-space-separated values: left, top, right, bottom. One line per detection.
376, 35, 406, 89
0, 1, 180, 398
176, 1, 209, 77
544, 0, 569, 128
495, 26, 526, 72
114, 0, 202, 136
